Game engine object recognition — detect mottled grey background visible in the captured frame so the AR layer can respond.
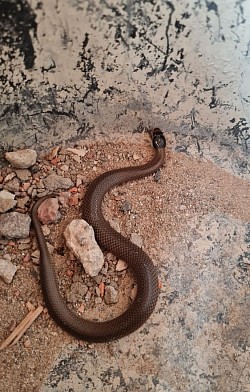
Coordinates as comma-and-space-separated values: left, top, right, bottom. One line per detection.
0, 0, 249, 152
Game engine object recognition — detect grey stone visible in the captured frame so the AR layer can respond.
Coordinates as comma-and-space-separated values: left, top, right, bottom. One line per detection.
43, 173, 74, 191
4, 177, 20, 192
0, 190, 17, 213
0, 212, 31, 239
5, 149, 37, 168
66, 282, 88, 303
64, 219, 104, 277
17, 196, 30, 209
121, 200, 131, 213
104, 285, 119, 305
15, 169, 32, 181
3, 172, 16, 183
0, 258, 18, 283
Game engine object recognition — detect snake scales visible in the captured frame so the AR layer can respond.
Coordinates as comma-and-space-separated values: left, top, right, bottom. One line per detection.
31, 129, 166, 342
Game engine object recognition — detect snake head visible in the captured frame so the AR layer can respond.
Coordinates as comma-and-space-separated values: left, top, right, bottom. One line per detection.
151, 128, 166, 149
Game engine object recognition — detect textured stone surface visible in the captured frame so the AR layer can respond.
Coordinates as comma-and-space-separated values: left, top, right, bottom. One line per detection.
37, 197, 60, 225
0, 258, 18, 284
43, 173, 74, 192
15, 169, 31, 181
104, 285, 119, 305
0, 190, 17, 213
64, 219, 104, 277
0, 212, 31, 239
5, 149, 37, 168
4, 177, 20, 192
66, 282, 88, 303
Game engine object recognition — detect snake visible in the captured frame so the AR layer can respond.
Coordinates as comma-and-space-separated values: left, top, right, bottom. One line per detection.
31, 128, 166, 342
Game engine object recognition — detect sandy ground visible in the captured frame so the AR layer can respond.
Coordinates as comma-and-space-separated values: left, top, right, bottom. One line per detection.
0, 132, 249, 392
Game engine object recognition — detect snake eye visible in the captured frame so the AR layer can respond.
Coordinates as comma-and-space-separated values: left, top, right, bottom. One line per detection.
152, 129, 166, 149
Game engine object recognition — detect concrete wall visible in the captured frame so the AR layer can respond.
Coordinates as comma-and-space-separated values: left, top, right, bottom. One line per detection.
0, 0, 249, 150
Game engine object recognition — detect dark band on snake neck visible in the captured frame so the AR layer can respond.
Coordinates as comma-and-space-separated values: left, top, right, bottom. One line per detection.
31, 129, 166, 342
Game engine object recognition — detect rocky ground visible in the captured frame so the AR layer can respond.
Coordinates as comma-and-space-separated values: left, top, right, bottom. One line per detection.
0, 132, 249, 392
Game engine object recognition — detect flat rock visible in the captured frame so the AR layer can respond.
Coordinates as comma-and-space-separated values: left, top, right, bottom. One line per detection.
3, 172, 16, 183
0, 190, 17, 213
17, 196, 30, 209
0, 212, 31, 239
43, 173, 74, 191
66, 147, 87, 157
64, 219, 104, 277
15, 169, 32, 181
4, 177, 20, 192
0, 258, 18, 283
5, 149, 37, 168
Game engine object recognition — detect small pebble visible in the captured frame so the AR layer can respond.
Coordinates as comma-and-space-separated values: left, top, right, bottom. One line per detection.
154, 170, 161, 182
4, 177, 20, 192
95, 287, 101, 296
5, 149, 37, 168
0, 258, 18, 283
15, 169, 31, 181
18, 243, 31, 250
60, 164, 69, 172
3, 254, 12, 261
3, 172, 16, 183
9, 320, 17, 332
116, 259, 128, 272
23, 339, 31, 348
93, 275, 102, 285
104, 285, 119, 304
133, 153, 140, 160
0, 190, 17, 212
121, 200, 131, 213
95, 297, 102, 305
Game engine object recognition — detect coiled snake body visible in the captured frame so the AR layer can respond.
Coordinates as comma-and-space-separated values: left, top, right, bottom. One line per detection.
31, 129, 166, 342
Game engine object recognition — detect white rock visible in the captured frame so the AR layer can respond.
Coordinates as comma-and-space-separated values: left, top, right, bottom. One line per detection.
0, 190, 17, 213
64, 219, 104, 277
0, 258, 18, 283
66, 147, 87, 157
116, 259, 128, 272
5, 149, 37, 168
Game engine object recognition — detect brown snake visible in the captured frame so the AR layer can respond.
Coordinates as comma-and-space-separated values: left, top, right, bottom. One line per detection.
31, 129, 166, 342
